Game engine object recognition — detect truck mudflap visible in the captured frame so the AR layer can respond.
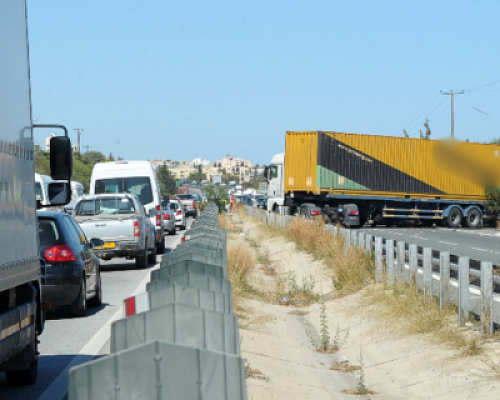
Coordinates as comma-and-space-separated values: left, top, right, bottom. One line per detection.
0, 301, 36, 368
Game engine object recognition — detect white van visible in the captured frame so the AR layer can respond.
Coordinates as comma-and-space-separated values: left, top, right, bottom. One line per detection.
35, 173, 53, 206
89, 161, 166, 253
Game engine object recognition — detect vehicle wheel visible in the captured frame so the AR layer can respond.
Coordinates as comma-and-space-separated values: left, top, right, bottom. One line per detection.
446, 206, 463, 228
5, 344, 38, 386
180, 224, 186, 230
464, 208, 481, 229
69, 279, 87, 317
156, 238, 165, 253
170, 227, 176, 235
135, 248, 147, 269
148, 245, 157, 264
88, 274, 102, 307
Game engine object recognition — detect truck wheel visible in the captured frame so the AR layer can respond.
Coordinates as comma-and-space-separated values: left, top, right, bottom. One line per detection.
69, 279, 87, 317
148, 245, 157, 264
135, 248, 147, 269
5, 342, 38, 386
464, 208, 481, 229
446, 206, 463, 228
88, 274, 102, 307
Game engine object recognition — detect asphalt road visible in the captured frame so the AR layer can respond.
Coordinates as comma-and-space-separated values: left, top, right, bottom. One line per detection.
361, 225, 500, 265
0, 219, 194, 400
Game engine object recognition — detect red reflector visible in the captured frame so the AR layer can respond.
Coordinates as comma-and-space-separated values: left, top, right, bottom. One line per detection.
125, 297, 136, 316
44, 244, 75, 262
350, 210, 359, 216
310, 210, 320, 216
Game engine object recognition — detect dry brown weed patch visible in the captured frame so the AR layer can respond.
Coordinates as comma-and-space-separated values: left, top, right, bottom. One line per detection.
287, 218, 374, 296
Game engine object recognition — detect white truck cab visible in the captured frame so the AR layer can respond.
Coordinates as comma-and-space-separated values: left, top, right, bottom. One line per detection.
266, 153, 285, 212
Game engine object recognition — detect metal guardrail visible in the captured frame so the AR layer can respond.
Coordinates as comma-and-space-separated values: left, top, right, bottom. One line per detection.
69, 203, 248, 399
245, 205, 499, 333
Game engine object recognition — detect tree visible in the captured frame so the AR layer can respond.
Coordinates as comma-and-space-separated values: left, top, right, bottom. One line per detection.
491, 138, 500, 145
108, 152, 115, 161
156, 162, 176, 195
188, 165, 207, 182
419, 119, 431, 140
403, 129, 409, 138
204, 183, 228, 213
485, 186, 500, 229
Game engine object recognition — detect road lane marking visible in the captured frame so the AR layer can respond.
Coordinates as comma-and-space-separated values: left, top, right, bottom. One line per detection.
38, 234, 184, 400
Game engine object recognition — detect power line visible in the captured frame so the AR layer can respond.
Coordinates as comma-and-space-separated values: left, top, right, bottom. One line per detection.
465, 78, 500, 92
402, 93, 440, 131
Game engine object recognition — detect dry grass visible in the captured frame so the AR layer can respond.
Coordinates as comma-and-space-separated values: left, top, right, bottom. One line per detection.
287, 219, 375, 297
227, 241, 256, 318
364, 281, 486, 356
330, 362, 360, 372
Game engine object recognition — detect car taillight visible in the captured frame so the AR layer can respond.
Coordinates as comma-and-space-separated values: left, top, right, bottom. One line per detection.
192, 201, 196, 208
44, 244, 75, 262
310, 210, 320, 216
176, 210, 182, 216
134, 221, 140, 237
350, 210, 359, 216
155, 205, 161, 226
164, 213, 170, 220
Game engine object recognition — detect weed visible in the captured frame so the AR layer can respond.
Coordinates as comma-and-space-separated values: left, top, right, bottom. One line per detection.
319, 299, 330, 352
227, 242, 255, 317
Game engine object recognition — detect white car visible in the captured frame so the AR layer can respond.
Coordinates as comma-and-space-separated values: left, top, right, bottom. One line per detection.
170, 199, 186, 230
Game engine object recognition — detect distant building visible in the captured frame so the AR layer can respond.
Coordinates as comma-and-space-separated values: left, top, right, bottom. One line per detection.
45, 133, 57, 153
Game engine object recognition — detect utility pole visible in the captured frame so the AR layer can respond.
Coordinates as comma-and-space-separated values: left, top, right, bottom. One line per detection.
440, 90, 464, 138
83, 145, 92, 154
74, 128, 83, 154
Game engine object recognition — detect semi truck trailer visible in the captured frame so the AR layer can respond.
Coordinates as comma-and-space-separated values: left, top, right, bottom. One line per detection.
265, 131, 500, 228
0, 1, 72, 385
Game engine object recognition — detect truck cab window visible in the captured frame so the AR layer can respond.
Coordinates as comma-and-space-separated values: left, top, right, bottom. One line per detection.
270, 166, 278, 179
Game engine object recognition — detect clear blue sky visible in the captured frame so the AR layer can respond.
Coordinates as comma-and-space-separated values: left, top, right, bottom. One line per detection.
27, 0, 500, 165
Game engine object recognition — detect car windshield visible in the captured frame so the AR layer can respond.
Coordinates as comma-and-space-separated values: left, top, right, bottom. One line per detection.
95, 177, 153, 205
76, 198, 136, 215
170, 201, 180, 210
177, 194, 193, 200
35, 182, 44, 202
38, 219, 60, 245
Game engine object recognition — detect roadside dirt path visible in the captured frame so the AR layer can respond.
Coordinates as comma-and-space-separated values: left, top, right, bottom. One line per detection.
229, 213, 500, 400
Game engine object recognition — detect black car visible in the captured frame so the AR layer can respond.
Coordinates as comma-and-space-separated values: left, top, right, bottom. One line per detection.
255, 196, 268, 209
37, 211, 104, 317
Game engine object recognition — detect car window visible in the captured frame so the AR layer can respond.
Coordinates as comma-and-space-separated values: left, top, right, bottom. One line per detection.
177, 194, 193, 200
170, 201, 179, 211
95, 177, 153, 205
35, 182, 44, 203
69, 217, 88, 244
62, 216, 81, 245
38, 219, 60, 245
76, 198, 136, 215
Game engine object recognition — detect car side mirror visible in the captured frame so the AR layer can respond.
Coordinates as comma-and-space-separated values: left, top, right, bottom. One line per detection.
149, 209, 157, 218
47, 182, 71, 206
90, 238, 104, 249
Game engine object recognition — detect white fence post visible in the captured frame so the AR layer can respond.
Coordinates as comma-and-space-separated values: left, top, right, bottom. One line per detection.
458, 256, 470, 326
358, 232, 365, 252
375, 236, 383, 283
423, 248, 432, 301
396, 241, 405, 281
480, 261, 494, 335
365, 234, 372, 254
409, 244, 417, 284
439, 251, 450, 310
386, 240, 394, 285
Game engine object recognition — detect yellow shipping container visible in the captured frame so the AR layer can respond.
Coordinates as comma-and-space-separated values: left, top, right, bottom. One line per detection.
284, 131, 500, 201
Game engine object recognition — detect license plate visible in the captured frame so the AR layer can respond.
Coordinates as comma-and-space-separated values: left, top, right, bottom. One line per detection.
95, 242, 115, 250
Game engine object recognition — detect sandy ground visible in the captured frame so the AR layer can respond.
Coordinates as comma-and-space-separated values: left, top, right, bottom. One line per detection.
229, 213, 500, 400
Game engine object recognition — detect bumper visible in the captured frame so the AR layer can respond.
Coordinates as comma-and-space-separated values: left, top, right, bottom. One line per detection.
43, 275, 81, 308
95, 241, 142, 259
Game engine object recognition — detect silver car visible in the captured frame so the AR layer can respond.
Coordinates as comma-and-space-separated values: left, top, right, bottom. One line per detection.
177, 194, 197, 218
169, 199, 186, 230
161, 201, 176, 235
